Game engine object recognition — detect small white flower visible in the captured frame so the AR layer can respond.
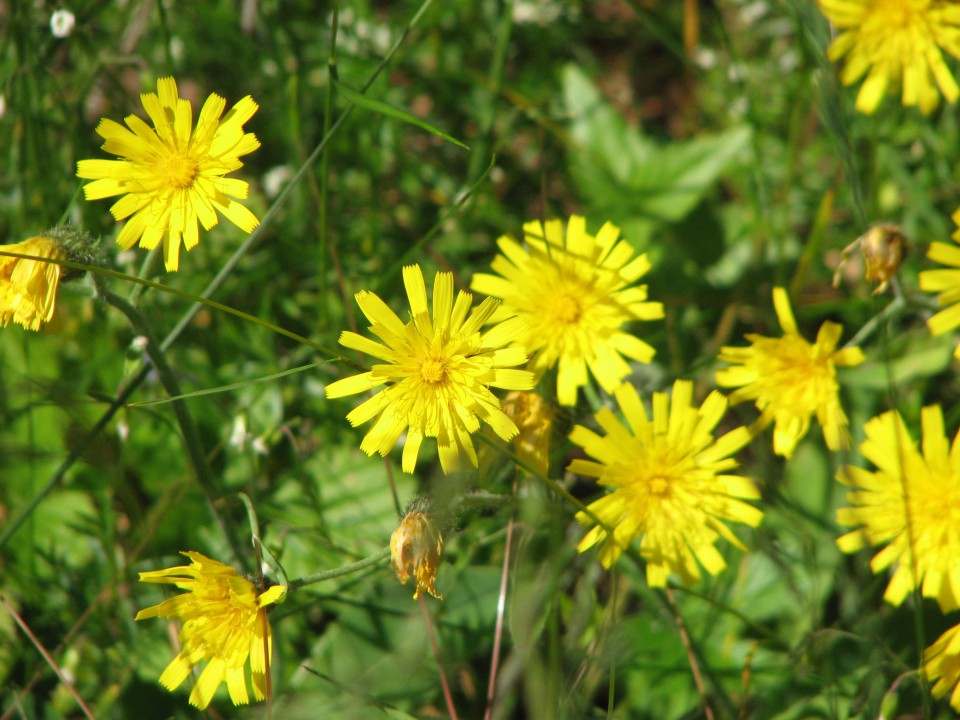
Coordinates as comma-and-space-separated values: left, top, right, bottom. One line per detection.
262, 165, 293, 199
0, 95, 6, 120
229, 415, 249, 451
50, 9, 76, 38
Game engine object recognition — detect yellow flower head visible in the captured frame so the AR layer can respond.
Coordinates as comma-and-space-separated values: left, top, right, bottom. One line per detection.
325, 264, 534, 475
568, 380, 762, 585
501, 390, 555, 476
819, 0, 960, 114
390, 507, 444, 599
924, 623, 960, 712
135, 551, 286, 710
837, 405, 960, 612
471, 216, 664, 406
77, 77, 260, 272
919, 229, 960, 357
716, 287, 865, 459
0, 236, 66, 331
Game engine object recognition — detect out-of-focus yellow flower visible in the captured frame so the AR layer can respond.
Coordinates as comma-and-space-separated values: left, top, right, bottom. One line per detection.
77, 77, 260, 271
390, 507, 444, 599
819, 0, 960, 114
716, 287, 864, 459
568, 380, 762, 584
837, 405, 960, 612
919, 229, 960, 357
471, 216, 663, 406
0, 236, 65, 331
325, 264, 534, 475
924, 623, 960, 711
135, 551, 286, 710
501, 390, 554, 476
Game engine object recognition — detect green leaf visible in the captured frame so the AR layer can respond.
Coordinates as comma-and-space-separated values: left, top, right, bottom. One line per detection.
337, 83, 470, 150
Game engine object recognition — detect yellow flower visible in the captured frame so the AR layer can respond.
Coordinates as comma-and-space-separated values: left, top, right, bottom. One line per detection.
0, 236, 66, 331
391, 507, 444, 599
924, 623, 960, 711
501, 390, 555, 476
919, 230, 960, 357
325, 264, 534, 475
819, 0, 960, 114
568, 380, 762, 584
135, 551, 286, 710
77, 77, 260, 272
471, 216, 664, 406
716, 287, 865, 459
836, 405, 960, 612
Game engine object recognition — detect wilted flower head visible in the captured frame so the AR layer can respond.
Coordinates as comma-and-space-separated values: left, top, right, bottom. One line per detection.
568, 380, 762, 584
471, 216, 663, 406
819, 0, 960, 114
834, 224, 907, 295
391, 505, 444, 599
837, 405, 960, 612
0, 236, 66, 331
77, 77, 260, 271
325, 264, 534, 475
716, 287, 865, 458
501, 390, 555, 476
135, 551, 286, 709
924, 623, 960, 712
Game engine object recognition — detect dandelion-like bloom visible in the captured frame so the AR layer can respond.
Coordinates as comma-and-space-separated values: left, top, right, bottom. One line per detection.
924, 623, 960, 711
568, 380, 762, 584
716, 287, 865, 459
77, 77, 260, 272
391, 506, 444, 599
325, 264, 534, 474
919, 232, 960, 357
0, 236, 65, 331
471, 216, 664, 406
135, 551, 286, 710
819, 0, 960, 115
836, 405, 960, 612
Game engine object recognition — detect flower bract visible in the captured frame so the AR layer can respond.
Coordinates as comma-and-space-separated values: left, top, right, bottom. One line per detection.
471, 216, 663, 406
837, 405, 960, 612
325, 264, 534, 474
568, 380, 762, 584
0, 236, 66, 331
135, 551, 286, 709
819, 0, 960, 114
77, 77, 260, 271
716, 287, 864, 459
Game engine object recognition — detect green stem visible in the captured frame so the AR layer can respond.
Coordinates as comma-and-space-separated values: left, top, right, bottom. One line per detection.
319, 0, 339, 327
288, 547, 391, 590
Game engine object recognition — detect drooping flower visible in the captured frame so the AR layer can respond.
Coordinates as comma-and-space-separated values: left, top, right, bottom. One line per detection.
135, 551, 286, 710
919, 231, 960, 357
819, 0, 960, 114
715, 287, 865, 459
471, 216, 663, 406
836, 405, 960, 612
391, 504, 444, 599
833, 224, 908, 295
325, 264, 534, 474
924, 623, 960, 711
77, 77, 260, 272
0, 236, 66, 331
568, 380, 762, 584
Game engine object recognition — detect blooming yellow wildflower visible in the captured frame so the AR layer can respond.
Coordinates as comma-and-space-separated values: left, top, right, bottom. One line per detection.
819, 0, 960, 114
716, 287, 865, 459
471, 216, 663, 406
325, 264, 534, 474
568, 380, 762, 584
391, 507, 444, 599
501, 390, 555, 476
924, 623, 960, 711
919, 230, 960, 357
77, 77, 260, 272
0, 236, 66, 331
837, 405, 960, 612
135, 551, 286, 710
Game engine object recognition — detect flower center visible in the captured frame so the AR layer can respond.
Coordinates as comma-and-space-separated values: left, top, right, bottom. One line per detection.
553, 292, 584, 324
162, 151, 199, 189
420, 357, 449, 385
648, 475, 671, 497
